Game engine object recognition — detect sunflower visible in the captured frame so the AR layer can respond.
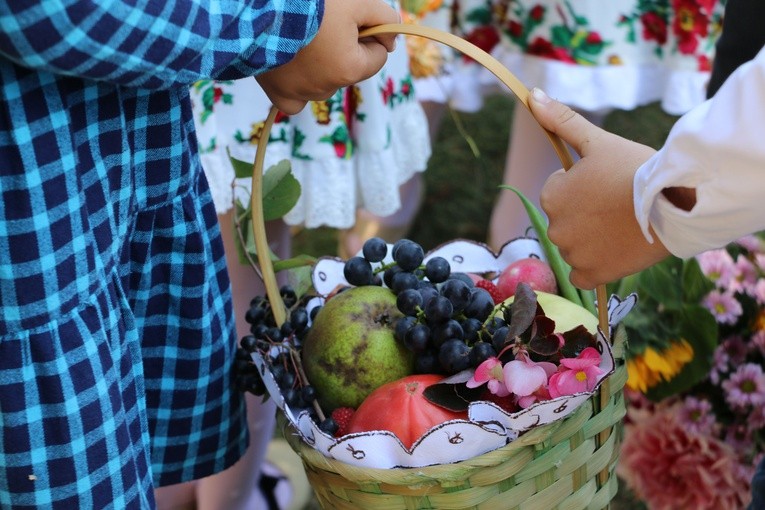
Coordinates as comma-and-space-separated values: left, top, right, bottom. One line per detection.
626, 339, 694, 393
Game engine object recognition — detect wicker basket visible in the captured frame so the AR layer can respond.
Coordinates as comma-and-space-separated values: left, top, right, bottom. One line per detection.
249, 24, 626, 510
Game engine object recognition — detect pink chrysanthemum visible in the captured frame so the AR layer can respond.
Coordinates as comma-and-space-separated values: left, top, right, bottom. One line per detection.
736, 234, 764, 253
753, 279, 765, 306
696, 249, 736, 288
722, 335, 748, 366
702, 290, 743, 324
722, 363, 765, 408
709, 343, 730, 385
618, 404, 752, 510
677, 396, 716, 435
754, 330, 765, 357
731, 254, 759, 295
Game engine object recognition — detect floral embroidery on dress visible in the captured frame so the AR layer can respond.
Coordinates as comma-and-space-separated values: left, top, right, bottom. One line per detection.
194, 80, 233, 125
500, 1, 611, 65
618, 0, 723, 70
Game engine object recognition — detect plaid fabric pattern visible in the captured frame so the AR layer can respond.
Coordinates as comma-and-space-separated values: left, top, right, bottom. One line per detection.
0, 0, 322, 507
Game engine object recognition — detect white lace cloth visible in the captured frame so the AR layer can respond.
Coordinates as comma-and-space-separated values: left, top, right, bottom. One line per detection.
192, 37, 432, 228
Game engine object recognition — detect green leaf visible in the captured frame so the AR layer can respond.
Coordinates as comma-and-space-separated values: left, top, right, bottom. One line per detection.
499, 185, 588, 311
423, 377, 483, 412
261, 160, 301, 221
636, 257, 683, 310
682, 257, 715, 304
229, 151, 256, 179
550, 26, 574, 49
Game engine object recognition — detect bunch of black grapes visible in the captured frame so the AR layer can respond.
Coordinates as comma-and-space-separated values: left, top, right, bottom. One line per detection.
235, 285, 319, 410
343, 238, 510, 376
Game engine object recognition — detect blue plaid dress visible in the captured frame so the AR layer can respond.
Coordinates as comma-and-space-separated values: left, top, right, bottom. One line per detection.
0, 1, 321, 508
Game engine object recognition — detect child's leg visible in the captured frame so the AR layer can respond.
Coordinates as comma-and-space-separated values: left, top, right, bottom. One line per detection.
488, 105, 607, 251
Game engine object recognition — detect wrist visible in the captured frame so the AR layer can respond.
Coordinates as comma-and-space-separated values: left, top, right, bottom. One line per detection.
661, 186, 696, 212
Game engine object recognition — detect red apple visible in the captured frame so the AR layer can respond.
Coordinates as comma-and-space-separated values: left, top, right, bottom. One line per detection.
496, 258, 558, 300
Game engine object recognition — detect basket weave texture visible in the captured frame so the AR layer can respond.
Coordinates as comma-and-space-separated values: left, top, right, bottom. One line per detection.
251, 23, 625, 510
283, 336, 626, 510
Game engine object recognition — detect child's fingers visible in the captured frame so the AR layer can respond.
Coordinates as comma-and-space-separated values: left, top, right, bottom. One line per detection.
528, 88, 605, 158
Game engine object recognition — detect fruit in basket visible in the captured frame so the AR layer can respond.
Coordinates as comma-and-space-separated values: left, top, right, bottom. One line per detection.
302, 286, 415, 410
345, 374, 468, 448
496, 257, 558, 300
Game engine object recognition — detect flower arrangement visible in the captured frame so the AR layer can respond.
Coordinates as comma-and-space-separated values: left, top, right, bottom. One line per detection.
617, 234, 765, 509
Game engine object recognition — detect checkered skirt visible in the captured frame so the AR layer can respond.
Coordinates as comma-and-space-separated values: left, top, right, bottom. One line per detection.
0, 66, 247, 508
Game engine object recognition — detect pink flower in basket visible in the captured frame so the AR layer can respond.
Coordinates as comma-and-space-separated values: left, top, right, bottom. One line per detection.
466, 357, 510, 397
548, 347, 603, 397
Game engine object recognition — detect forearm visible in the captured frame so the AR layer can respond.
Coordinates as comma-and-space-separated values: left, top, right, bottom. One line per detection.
634, 46, 765, 258
0, 0, 322, 88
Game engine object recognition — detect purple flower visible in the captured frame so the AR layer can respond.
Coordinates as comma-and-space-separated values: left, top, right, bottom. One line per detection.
722, 363, 765, 409
709, 344, 730, 385
702, 290, 743, 325
722, 335, 748, 366
677, 396, 716, 435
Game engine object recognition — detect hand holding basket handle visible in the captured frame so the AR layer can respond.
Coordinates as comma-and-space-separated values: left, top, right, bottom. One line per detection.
251, 23, 609, 333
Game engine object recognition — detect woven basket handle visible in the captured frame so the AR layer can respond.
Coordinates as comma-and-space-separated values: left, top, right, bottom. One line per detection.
251, 23, 609, 334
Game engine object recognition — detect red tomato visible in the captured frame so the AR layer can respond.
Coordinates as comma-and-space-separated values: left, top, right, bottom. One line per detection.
345, 374, 468, 449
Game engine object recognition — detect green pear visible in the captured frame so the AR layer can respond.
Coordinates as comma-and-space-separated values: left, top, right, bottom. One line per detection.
302, 286, 415, 410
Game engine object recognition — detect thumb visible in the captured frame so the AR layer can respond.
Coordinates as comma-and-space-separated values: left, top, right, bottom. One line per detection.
356, 0, 399, 51
528, 87, 604, 157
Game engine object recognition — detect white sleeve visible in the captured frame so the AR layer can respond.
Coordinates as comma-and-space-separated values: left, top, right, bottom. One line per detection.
633, 46, 765, 259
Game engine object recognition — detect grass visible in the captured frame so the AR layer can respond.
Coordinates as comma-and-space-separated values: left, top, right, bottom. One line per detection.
290, 94, 676, 509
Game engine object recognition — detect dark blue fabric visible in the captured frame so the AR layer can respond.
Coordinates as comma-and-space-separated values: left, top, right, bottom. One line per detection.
0, 0, 322, 506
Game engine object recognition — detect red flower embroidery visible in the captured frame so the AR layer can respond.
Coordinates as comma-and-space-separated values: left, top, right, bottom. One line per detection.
672, 0, 709, 55
464, 26, 500, 57
698, 54, 711, 71
529, 4, 545, 21
333, 140, 347, 158
586, 31, 603, 45
507, 20, 523, 38
527, 37, 575, 63
381, 77, 395, 104
213, 86, 223, 103
640, 12, 668, 44
274, 110, 290, 124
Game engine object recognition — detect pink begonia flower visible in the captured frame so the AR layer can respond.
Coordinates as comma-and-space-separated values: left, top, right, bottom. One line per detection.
503, 351, 556, 398
466, 357, 510, 397
517, 386, 551, 409
548, 347, 603, 398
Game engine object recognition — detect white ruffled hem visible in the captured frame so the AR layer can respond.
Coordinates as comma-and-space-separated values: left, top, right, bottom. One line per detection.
415, 50, 711, 116
203, 100, 431, 229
